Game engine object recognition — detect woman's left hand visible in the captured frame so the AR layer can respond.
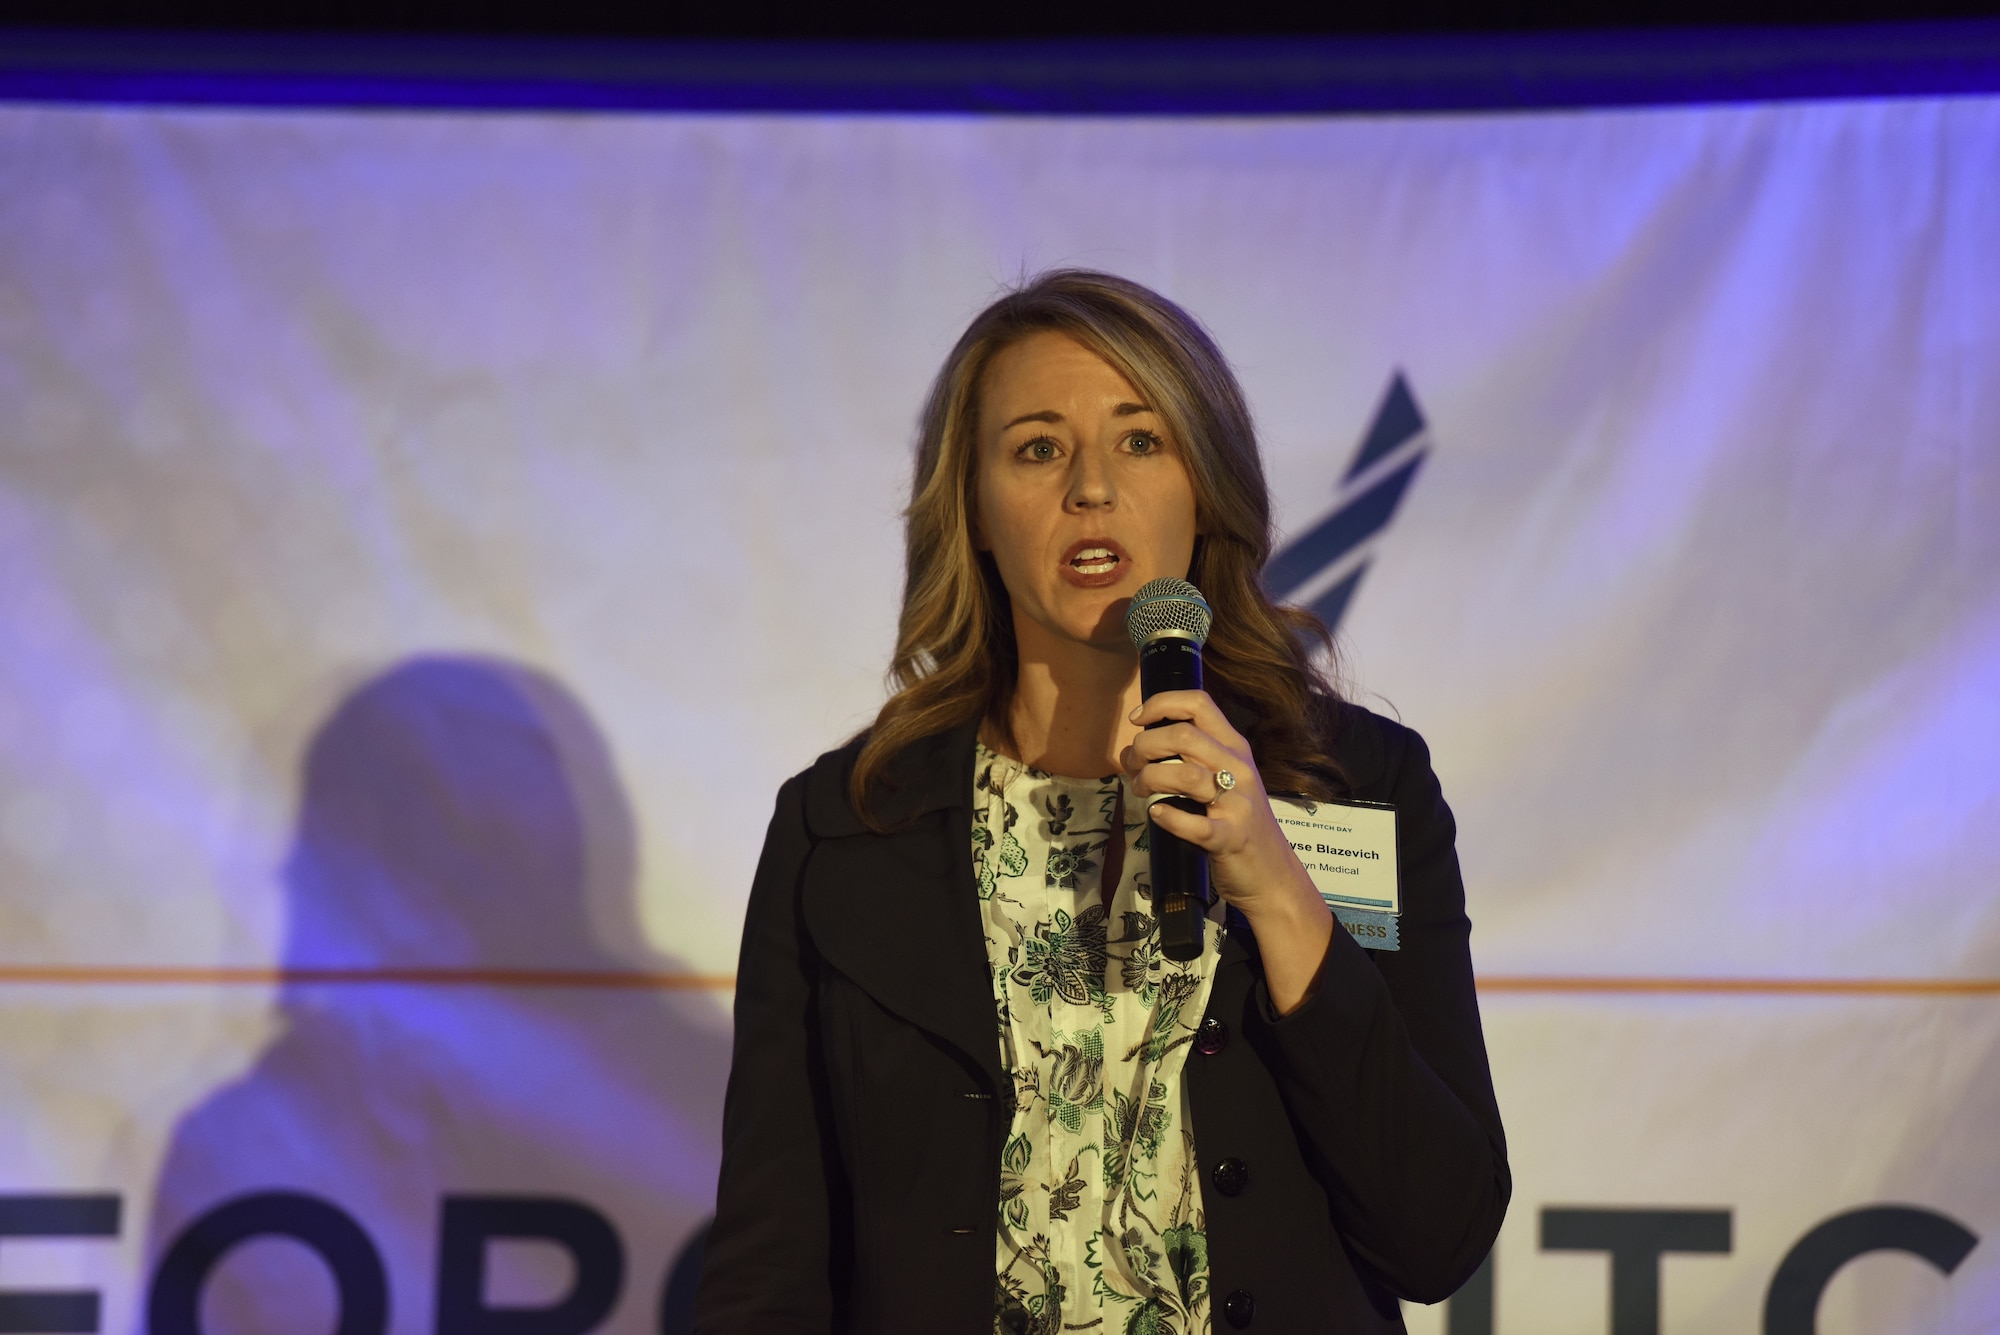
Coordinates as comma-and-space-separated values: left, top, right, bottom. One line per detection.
1119, 689, 1331, 937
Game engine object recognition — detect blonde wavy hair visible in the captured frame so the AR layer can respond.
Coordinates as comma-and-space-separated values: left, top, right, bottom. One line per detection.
852, 270, 1346, 825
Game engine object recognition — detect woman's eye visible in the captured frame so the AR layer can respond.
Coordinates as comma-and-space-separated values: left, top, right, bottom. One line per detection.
1126, 431, 1163, 455
1021, 438, 1059, 461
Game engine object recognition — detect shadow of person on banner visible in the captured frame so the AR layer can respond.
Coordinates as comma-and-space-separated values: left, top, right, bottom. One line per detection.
145, 655, 725, 1335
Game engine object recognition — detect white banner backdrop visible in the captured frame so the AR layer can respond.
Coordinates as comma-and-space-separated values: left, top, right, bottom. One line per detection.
0, 94, 1996, 1334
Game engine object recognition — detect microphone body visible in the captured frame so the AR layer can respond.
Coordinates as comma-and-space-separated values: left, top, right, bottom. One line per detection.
1141, 635, 1213, 961
1125, 577, 1217, 963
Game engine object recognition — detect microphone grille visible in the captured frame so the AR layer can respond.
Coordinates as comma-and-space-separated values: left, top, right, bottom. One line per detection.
1125, 577, 1213, 648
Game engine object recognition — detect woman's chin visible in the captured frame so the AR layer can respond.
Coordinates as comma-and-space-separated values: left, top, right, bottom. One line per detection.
1017, 599, 1139, 656
1075, 605, 1141, 651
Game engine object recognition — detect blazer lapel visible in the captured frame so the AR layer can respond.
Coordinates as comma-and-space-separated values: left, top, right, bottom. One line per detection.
799, 720, 1007, 1093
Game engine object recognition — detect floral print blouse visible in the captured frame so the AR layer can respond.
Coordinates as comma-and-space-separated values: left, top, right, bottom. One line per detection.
972, 741, 1223, 1335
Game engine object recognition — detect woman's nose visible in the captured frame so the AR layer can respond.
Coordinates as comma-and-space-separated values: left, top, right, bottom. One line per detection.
1065, 452, 1116, 510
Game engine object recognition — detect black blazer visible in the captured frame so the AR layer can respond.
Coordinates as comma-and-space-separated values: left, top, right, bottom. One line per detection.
693, 704, 1508, 1334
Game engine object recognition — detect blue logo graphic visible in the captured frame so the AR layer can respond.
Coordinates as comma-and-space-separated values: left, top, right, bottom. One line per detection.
1265, 373, 1430, 633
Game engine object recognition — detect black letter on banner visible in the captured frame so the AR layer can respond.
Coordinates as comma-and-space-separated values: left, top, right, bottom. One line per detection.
1444, 1248, 1494, 1335
657, 1220, 708, 1335
1542, 1207, 1731, 1335
148, 1191, 387, 1335
1762, 1204, 1978, 1335
436, 1196, 623, 1335
0, 1194, 120, 1334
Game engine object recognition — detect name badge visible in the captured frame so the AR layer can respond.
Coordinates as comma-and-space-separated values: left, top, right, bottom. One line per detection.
1270, 796, 1400, 951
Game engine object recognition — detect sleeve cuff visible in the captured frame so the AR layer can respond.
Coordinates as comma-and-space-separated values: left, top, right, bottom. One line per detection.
1253, 918, 1390, 1037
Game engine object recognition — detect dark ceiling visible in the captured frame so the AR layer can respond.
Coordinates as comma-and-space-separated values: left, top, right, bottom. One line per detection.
5, 0, 1998, 40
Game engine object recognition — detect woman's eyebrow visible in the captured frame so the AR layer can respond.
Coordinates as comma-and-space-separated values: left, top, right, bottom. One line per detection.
1000, 402, 1154, 431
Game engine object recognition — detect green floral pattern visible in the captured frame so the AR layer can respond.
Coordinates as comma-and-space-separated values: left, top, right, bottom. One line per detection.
975, 742, 1221, 1335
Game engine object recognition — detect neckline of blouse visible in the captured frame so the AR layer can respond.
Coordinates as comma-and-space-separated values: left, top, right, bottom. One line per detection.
974, 738, 1121, 790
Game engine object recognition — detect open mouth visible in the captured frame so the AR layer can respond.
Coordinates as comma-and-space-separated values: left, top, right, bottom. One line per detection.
1070, 546, 1119, 575
1060, 538, 1129, 586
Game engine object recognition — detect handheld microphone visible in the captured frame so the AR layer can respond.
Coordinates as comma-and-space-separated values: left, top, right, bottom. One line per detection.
1125, 577, 1215, 963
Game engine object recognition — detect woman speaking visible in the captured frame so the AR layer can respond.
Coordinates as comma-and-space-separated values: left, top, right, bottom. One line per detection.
693, 271, 1508, 1333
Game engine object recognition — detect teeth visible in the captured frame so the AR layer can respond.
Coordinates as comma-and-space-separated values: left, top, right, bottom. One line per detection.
1071, 547, 1116, 569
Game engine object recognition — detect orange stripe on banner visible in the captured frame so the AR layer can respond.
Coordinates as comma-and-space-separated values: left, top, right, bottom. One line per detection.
0, 966, 737, 990
1475, 976, 2000, 997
